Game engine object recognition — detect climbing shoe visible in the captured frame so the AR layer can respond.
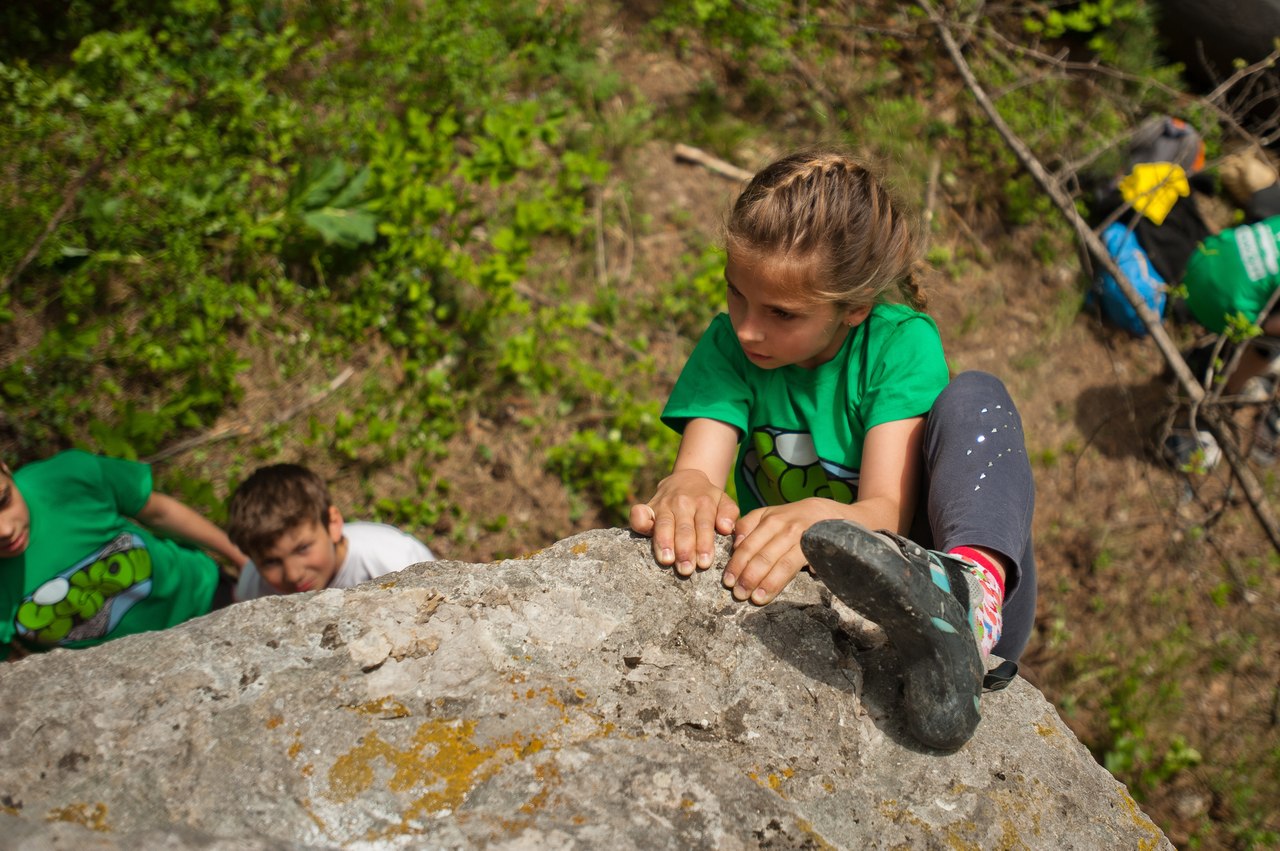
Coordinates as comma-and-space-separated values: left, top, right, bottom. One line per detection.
801, 519, 984, 752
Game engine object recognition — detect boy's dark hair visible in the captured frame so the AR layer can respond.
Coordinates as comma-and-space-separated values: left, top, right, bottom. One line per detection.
226, 463, 332, 557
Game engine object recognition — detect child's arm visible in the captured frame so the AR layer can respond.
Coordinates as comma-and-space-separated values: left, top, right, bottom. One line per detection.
630, 418, 740, 576
133, 493, 249, 570
723, 416, 926, 605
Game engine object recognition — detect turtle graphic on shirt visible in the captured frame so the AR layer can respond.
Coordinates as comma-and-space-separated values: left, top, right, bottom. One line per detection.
741, 427, 859, 508
14, 532, 154, 645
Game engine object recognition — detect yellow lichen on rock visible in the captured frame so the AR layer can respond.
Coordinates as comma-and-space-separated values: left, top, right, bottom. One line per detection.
45, 801, 109, 832
327, 719, 523, 810
1116, 787, 1166, 850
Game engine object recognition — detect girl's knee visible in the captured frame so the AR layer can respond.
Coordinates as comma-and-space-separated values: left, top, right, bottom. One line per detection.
926, 371, 1026, 459
935, 371, 1013, 416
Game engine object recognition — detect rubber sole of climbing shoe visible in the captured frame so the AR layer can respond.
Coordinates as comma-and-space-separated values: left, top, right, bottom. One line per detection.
801, 518, 984, 752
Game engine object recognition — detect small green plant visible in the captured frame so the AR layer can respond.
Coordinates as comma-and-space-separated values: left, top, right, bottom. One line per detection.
1020, 0, 1159, 68
662, 245, 728, 336
1104, 729, 1202, 797
648, 0, 812, 76
282, 158, 379, 250
547, 416, 663, 524
1223, 311, 1264, 344
374, 495, 446, 534
1023, 0, 1143, 38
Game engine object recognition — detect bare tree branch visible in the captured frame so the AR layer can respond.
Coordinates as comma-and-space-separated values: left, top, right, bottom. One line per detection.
1205, 45, 1279, 105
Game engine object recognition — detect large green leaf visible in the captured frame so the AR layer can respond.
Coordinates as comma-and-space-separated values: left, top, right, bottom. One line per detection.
301, 206, 378, 247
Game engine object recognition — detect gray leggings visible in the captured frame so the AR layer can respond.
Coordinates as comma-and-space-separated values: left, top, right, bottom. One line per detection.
910, 371, 1038, 661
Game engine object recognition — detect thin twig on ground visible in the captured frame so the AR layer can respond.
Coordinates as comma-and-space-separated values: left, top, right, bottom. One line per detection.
921, 154, 942, 255
673, 144, 754, 183
273, 367, 356, 424
144, 367, 356, 465
594, 185, 608, 289
616, 190, 635, 286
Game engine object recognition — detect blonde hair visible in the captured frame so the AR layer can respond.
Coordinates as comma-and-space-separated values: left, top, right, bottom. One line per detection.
726, 150, 927, 311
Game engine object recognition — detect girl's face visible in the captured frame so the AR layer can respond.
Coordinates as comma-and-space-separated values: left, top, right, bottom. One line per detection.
724, 252, 870, 370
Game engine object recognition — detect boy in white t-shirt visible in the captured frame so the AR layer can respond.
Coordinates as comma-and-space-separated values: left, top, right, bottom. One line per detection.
226, 463, 434, 600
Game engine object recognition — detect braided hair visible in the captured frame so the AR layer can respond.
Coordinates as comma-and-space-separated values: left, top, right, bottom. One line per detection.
726, 150, 927, 311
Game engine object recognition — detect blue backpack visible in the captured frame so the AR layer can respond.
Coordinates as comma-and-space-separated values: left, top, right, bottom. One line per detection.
1089, 222, 1167, 337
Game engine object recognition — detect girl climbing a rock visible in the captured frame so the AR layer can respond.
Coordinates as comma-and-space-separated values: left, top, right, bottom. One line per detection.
630, 149, 1037, 751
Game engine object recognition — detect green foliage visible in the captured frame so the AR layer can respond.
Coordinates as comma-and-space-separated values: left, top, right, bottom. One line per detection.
857, 96, 948, 172
1086, 630, 1205, 800
285, 159, 379, 250
1, 0, 615, 464
1023, 0, 1143, 39
547, 396, 676, 523
662, 245, 728, 337
547, 427, 648, 522
1104, 730, 1203, 796
645, 0, 832, 136
1223, 311, 1265, 344
1020, 0, 1165, 70
0, 1, 304, 457
0, 0, 683, 563
650, 0, 814, 75
375, 494, 447, 532
1211, 759, 1280, 850
656, 76, 756, 157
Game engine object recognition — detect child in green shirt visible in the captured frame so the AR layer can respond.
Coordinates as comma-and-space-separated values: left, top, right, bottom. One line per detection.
0, 450, 246, 658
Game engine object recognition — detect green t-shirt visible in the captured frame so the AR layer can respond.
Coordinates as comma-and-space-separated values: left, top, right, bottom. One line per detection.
662, 305, 950, 513
0, 450, 218, 654
1184, 216, 1280, 333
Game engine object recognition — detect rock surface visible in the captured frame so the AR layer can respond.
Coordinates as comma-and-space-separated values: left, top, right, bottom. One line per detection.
0, 528, 1171, 849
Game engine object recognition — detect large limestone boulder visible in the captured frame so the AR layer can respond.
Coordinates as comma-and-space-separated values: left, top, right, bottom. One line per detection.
0, 528, 1170, 849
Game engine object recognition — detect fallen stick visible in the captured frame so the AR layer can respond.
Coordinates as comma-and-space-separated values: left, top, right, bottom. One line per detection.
142, 424, 252, 465
673, 144, 754, 183
918, 0, 1280, 554
144, 367, 356, 465
272, 367, 356, 424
